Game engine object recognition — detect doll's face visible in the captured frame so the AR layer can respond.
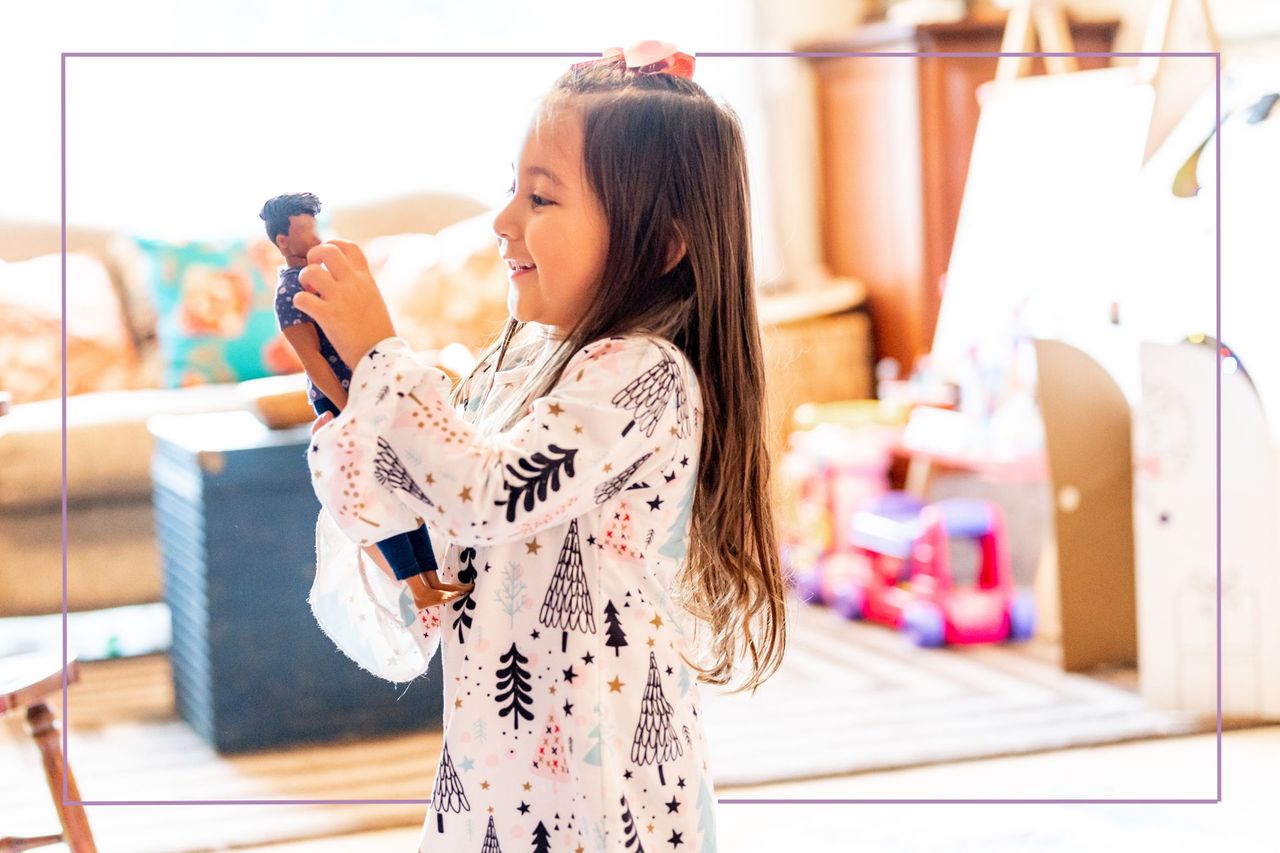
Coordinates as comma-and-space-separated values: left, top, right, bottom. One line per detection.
275, 213, 322, 268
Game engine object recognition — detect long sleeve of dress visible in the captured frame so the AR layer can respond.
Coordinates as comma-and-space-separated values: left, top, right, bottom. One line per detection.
308, 506, 445, 683
306, 334, 695, 549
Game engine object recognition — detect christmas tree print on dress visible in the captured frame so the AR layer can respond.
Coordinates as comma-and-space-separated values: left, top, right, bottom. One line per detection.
631, 652, 683, 786
532, 820, 551, 853
594, 452, 654, 504
431, 743, 470, 833
495, 642, 535, 730
531, 712, 570, 786
696, 775, 717, 850
481, 815, 503, 853
602, 501, 637, 558
620, 795, 647, 852
612, 347, 692, 439
658, 474, 695, 562
583, 720, 604, 767
372, 437, 433, 506
496, 561, 530, 627
540, 519, 595, 652
397, 585, 417, 628
452, 546, 479, 643
496, 445, 578, 523
603, 600, 628, 656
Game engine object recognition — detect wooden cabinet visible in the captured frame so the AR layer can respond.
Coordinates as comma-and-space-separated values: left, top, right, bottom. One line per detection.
800, 15, 1119, 373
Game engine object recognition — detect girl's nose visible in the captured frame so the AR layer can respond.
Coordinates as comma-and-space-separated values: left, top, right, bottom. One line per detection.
492, 195, 521, 242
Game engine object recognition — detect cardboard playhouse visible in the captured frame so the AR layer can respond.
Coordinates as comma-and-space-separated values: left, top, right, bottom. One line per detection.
930, 0, 1280, 717
1129, 52, 1280, 720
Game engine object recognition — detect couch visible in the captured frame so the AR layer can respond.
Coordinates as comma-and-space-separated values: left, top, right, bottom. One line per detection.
0, 191, 507, 614
0, 193, 872, 616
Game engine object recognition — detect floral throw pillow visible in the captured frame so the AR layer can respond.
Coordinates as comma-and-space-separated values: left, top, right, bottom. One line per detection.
134, 237, 301, 387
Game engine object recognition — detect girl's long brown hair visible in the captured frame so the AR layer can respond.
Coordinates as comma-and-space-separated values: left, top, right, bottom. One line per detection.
451, 62, 787, 695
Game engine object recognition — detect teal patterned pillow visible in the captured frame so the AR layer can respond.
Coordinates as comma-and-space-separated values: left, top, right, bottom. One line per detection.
135, 237, 299, 387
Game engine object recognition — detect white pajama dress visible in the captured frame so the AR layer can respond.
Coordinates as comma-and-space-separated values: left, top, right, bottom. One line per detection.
305, 333, 719, 852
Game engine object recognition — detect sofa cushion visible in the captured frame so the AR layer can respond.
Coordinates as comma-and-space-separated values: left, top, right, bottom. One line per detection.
0, 252, 139, 405
367, 210, 511, 353
0, 382, 251, 510
134, 236, 302, 388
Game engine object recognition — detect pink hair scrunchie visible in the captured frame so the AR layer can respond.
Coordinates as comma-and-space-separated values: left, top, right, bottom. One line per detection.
571, 39, 696, 79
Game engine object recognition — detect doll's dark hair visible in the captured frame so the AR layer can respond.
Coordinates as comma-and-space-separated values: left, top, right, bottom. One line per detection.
259, 192, 321, 244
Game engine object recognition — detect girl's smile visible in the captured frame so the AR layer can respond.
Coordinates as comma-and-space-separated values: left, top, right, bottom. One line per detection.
506, 260, 537, 281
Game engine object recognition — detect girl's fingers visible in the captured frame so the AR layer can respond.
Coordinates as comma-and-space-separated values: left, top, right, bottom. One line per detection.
326, 238, 371, 275
297, 263, 334, 297
292, 289, 326, 319
307, 242, 356, 281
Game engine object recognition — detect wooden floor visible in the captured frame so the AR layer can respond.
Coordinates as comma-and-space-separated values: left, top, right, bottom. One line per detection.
1, 616, 1263, 851
233, 726, 1279, 852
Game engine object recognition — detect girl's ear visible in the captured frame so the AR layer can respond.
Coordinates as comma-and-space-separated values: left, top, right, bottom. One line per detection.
663, 225, 687, 275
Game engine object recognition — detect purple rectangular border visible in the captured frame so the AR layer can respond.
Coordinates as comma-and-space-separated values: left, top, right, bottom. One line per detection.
59, 49, 1222, 808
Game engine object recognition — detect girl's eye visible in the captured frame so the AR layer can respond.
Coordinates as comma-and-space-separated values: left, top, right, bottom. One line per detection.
503, 184, 551, 208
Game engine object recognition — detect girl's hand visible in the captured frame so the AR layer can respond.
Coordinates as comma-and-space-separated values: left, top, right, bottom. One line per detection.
294, 239, 397, 367
311, 411, 335, 434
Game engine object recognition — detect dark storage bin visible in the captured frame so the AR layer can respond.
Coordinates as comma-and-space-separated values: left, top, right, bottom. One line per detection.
149, 411, 442, 753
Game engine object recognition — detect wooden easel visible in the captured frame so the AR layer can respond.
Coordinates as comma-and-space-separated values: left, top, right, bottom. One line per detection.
995, 0, 1222, 160
997, 0, 1220, 81
1136, 0, 1221, 86
1136, 0, 1222, 163
995, 0, 1078, 82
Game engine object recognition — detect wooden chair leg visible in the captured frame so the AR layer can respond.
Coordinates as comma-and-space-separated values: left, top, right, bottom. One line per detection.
0, 834, 68, 852
26, 702, 97, 853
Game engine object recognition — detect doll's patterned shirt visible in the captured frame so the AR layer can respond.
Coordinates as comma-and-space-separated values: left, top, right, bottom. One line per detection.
305, 333, 719, 852
274, 266, 352, 404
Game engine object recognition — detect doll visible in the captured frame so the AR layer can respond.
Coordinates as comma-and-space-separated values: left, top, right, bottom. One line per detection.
260, 192, 468, 608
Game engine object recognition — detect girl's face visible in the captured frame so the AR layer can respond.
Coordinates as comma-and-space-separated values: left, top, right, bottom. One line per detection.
493, 108, 609, 337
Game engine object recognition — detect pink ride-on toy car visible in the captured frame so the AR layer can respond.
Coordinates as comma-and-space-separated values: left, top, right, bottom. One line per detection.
849, 495, 1036, 647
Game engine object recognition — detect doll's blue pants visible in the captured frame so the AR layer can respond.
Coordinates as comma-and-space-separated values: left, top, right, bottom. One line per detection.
313, 397, 438, 581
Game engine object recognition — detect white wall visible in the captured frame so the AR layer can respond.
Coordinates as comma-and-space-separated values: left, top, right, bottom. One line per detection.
1, 1, 760, 234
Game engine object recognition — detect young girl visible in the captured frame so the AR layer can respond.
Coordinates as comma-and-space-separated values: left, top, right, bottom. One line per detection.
296, 41, 787, 853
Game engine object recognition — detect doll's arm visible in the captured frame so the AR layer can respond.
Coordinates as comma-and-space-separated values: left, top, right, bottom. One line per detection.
282, 322, 349, 410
